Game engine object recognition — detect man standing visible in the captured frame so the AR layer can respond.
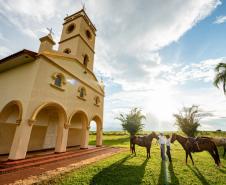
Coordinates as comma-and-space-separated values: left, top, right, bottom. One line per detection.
166, 135, 172, 162
158, 133, 166, 160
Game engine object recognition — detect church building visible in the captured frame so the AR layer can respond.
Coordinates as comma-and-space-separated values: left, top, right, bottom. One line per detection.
0, 9, 104, 160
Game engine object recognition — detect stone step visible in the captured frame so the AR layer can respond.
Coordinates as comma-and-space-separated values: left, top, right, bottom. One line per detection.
0, 146, 99, 168
0, 146, 110, 174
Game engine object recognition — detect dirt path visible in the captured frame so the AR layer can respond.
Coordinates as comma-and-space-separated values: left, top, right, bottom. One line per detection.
0, 147, 125, 185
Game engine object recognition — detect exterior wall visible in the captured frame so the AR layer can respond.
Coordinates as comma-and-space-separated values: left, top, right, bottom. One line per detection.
67, 115, 83, 147
0, 123, 17, 154
22, 57, 103, 151
25, 57, 103, 121
28, 109, 58, 151
58, 37, 94, 71
0, 62, 39, 111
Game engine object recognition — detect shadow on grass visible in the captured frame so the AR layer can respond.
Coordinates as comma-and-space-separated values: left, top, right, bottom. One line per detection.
168, 163, 180, 185
216, 166, 226, 173
187, 165, 210, 185
157, 161, 166, 185
90, 155, 148, 185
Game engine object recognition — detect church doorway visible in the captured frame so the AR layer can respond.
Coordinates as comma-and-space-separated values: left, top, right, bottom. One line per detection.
28, 103, 67, 153
0, 100, 22, 155
67, 111, 88, 148
89, 116, 102, 147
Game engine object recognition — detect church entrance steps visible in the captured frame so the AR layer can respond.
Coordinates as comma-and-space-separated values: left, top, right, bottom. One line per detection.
0, 146, 110, 174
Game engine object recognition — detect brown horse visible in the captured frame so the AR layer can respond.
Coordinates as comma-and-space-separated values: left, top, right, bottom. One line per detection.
207, 137, 226, 157
130, 132, 158, 158
171, 133, 220, 166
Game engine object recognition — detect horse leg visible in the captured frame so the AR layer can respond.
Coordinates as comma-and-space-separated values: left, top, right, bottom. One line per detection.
186, 152, 188, 164
134, 145, 136, 156
148, 147, 151, 158
213, 144, 221, 165
224, 147, 226, 157
147, 147, 150, 158
188, 152, 194, 165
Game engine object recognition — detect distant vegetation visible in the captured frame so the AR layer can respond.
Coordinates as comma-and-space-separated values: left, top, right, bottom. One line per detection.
173, 105, 213, 137
115, 108, 146, 136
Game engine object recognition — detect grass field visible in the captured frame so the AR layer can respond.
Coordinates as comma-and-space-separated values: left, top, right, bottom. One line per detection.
41, 132, 226, 185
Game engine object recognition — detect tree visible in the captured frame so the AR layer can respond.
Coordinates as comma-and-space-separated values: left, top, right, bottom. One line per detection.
213, 62, 226, 94
115, 108, 146, 136
173, 105, 207, 137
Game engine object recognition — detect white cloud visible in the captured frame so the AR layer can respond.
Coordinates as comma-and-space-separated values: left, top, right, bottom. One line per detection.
88, 0, 221, 92
0, 0, 224, 130
0, 46, 12, 58
214, 15, 226, 24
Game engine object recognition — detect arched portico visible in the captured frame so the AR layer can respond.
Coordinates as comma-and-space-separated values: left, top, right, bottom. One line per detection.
67, 110, 89, 149
0, 100, 22, 155
28, 102, 68, 153
90, 115, 103, 147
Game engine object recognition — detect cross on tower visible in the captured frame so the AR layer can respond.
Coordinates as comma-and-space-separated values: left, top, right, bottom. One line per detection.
46, 27, 54, 35
81, 0, 86, 11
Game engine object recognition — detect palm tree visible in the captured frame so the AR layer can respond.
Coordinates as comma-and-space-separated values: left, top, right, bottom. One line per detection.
115, 108, 146, 136
213, 62, 226, 94
173, 105, 201, 137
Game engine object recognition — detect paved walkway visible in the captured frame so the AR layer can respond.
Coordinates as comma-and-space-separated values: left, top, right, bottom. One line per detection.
0, 146, 124, 185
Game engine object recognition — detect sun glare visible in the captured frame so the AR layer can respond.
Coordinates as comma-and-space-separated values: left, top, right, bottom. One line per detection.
145, 89, 177, 121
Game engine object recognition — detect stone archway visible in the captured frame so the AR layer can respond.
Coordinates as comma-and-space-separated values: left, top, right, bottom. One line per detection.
28, 102, 67, 153
0, 100, 22, 154
90, 115, 103, 147
67, 111, 88, 149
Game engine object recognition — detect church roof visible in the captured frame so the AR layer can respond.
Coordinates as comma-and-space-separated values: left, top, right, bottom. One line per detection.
0, 49, 37, 72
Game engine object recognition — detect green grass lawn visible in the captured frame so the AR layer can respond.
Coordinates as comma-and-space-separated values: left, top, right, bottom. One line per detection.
41, 133, 226, 185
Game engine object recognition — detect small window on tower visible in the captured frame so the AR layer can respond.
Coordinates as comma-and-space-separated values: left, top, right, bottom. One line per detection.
77, 86, 86, 100
86, 30, 92, 40
83, 55, 89, 67
66, 24, 75, 34
64, 48, 71, 54
94, 96, 100, 106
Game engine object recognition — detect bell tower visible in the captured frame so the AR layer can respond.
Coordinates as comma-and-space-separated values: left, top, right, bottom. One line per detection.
58, 9, 96, 72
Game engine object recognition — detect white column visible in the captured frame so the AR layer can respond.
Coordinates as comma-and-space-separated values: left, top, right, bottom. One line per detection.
8, 120, 32, 160
55, 125, 68, 153
96, 127, 103, 147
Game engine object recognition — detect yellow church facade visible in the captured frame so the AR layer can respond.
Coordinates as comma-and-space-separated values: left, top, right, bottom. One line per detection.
0, 9, 104, 160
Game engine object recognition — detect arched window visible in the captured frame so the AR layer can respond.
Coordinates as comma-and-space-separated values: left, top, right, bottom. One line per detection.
54, 74, 62, 87
80, 88, 86, 98
67, 23, 75, 34
63, 48, 71, 54
83, 55, 89, 67
94, 96, 100, 106
86, 30, 92, 40
51, 72, 66, 91
78, 87, 86, 99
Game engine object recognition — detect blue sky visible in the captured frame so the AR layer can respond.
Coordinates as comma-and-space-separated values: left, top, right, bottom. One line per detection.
0, 0, 226, 131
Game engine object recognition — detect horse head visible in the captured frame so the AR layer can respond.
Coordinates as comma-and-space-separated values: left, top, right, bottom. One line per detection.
171, 133, 177, 143
151, 131, 159, 140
